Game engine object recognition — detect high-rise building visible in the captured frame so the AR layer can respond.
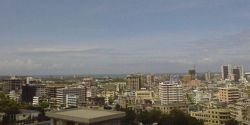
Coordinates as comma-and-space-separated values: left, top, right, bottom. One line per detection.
35, 84, 47, 98
56, 86, 86, 107
146, 74, 155, 88
126, 74, 145, 90
221, 65, 230, 80
221, 64, 244, 82
2, 76, 26, 93
159, 81, 183, 105
231, 65, 244, 82
21, 84, 37, 103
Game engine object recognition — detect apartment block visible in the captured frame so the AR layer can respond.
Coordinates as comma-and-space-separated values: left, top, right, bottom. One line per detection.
218, 87, 240, 103
159, 81, 183, 105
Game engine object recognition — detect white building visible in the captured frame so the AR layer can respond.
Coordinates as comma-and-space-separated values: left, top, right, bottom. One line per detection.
159, 81, 183, 105
32, 96, 39, 106
66, 94, 79, 108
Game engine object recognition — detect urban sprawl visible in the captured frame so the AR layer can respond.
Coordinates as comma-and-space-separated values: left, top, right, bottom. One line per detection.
0, 64, 250, 125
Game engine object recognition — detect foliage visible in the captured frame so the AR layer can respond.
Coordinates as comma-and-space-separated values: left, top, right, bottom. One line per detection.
120, 108, 203, 125
115, 104, 121, 111
121, 108, 137, 125
138, 110, 162, 125
39, 101, 49, 109
158, 110, 203, 125
225, 119, 239, 125
0, 93, 20, 114
0, 93, 49, 123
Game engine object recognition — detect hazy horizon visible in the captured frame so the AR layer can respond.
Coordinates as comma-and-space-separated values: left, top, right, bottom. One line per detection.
1, 0, 250, 75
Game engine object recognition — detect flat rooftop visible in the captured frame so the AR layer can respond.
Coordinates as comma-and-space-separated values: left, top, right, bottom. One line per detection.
46, 108, 125, 124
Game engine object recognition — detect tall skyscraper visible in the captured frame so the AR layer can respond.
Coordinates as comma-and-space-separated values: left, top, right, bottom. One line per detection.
221, 64, 244, 82
159, 81, 183, 105
232, 68, 241, 82
21, 84, 37, 103
221, 65, 230, 80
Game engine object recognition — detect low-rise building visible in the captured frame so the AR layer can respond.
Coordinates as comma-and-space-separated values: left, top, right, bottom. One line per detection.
191, 108, 231, 125
46, 109, 125, 125
194, 90, 211, 104
15, 109, 40, 125
135, 90, 154, 104
228, 101, 250, 125
153, 103, 188, 114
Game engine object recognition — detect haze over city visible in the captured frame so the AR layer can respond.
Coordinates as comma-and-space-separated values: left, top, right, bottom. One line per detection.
1, 0, 250, 75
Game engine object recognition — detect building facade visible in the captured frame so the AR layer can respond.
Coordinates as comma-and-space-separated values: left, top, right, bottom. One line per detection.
218, 87, 240, 103
56, 86, 86, 107
191, 108, 231, 125
159, 81, 183, 105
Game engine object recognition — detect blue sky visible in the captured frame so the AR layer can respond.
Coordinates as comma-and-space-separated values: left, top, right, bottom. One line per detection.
0, 0, 250, 75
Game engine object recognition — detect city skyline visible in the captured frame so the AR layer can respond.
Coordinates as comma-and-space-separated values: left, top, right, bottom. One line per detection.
1, 0, 250, 75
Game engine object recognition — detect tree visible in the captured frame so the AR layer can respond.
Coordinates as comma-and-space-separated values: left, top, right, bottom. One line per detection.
225, 119, 239, 125
138, 111, 150, 125
138, 110, 162, 125
120, 108, 203, 125
115, 104, 121, 111
39, 101, 49, 109
108, 97, 114, 105
159, 109, 203, 125
158, 114, 171, 125
121, 109, 136, 125
149, 110, 162, 124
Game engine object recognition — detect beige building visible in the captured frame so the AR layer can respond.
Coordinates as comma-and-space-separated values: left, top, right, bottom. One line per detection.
244, 86, 250, 98
153, 103, 188, 114
135, 90, 154, 104
218, 87, 240, 103
228, 101, 250, 125
126, 74, 146, 90
118, 95, 136, 108
191, 108, 231, 125
244, 106, 250, 125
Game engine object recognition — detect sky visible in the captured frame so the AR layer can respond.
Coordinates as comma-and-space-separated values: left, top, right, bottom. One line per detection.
0, 0, 250, 75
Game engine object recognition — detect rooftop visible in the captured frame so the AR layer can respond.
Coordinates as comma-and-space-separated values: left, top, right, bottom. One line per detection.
46, 108, 125, 124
